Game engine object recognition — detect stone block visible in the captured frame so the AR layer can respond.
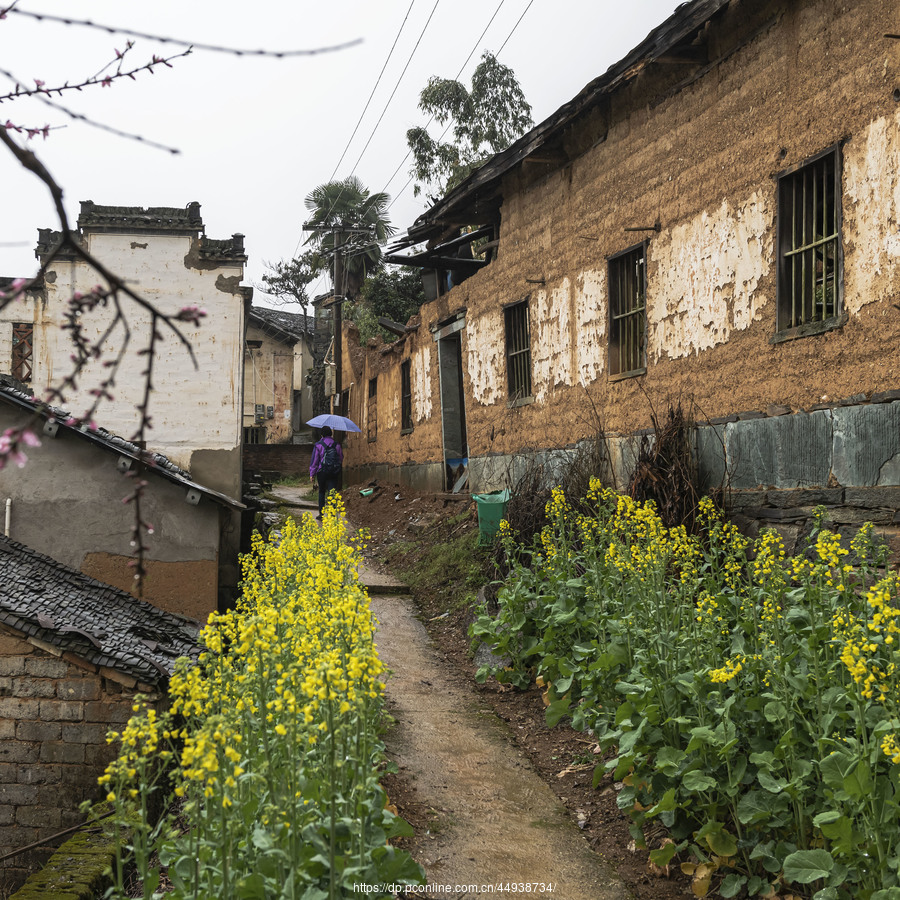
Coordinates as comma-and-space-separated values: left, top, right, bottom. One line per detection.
99, 668, 137, 690
832, 404, 900, 487
0, 741, 39, 765
0, 633, 29, 655
24, 657, 69, 678
840, 393, 868, 406
844, 486, 900, 509
696, 424, 726, 493
871, 390, 900, 403
768, 523, 801, 555
0, 804, 14, 826
766, 488, 843, 508
0, 721, 14, 741
39, 741, 85, 765
13, 679, 56, 699
0, 783, 38, 806
16, 721, 61, 743
0, 678, 11, 697
83, 743, 116, 768
727, 489, 770, 509
17, 765, 60, 785
55, 679, 100, 702
39, 700, 84, 722
0, 698, 40, 719
766, 405, 792, 417
84, 700, 133, 724
0, 658, 26, 677
747, 506, 817, 522
61, 723, 109, 745
737, 410, 765, 420
828, 507, 895, 525
16, 806, 60, 829
61, 653, 98, 674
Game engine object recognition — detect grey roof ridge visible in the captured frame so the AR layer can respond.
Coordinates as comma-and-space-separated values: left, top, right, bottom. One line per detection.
0, 383, 244, 510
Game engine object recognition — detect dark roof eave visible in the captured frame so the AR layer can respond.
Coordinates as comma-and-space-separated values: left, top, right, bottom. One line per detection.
406, 0, 730, 238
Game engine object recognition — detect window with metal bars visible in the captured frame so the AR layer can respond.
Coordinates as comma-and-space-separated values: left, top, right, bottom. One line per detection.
504, 300, 532, 401
243, 425, 266, 444
11, 323, 33, 383
401, 360, 413, 433
608, 244, 646, 378
367, 377, 377, 442
777, 146, 842, 334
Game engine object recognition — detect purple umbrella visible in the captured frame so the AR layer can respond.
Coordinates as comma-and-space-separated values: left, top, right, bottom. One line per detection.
305, 413, 361, 433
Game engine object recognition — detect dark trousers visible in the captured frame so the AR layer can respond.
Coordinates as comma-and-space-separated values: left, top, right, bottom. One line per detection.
317, 473, 341, 516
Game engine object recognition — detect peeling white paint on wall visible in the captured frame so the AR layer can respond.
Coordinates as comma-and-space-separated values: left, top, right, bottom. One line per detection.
414, 344, 433, 422
575, 269, 606, 385
533, 279, 574, 402
466, 312, 504, 406
844, 110, 900, 312
648, 191, 772, 359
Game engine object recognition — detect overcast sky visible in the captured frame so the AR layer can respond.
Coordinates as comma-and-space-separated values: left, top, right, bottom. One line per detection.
1, 0, 681, 305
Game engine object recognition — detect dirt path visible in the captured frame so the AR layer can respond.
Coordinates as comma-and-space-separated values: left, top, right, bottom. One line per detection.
370, 588, 630, 900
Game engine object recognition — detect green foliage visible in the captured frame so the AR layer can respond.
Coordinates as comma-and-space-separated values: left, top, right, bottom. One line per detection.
407, 51, 533, 199
349, 267, 426, 345
472, 486, 900, 897
304, 176, 395, 300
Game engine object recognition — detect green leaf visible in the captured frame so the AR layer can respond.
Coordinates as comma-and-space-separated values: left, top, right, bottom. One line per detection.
655, 746, 686, 774
235, 873, 268, 899
719, 873, 746, 898
682, 770, 717, 793
870, 889, 900, 900
758, 771, 787, 794
706, 828, 738, 858
384, 811, 414, 839
649, 840, 677, 867
812, 810, 841, 827
686, 726, 718, 752
843, 759, 873, 798
764, 700, 787, 724
736, 790, 776, 825
783, 849, 834, 884
545, 695, 571, 728
819, 751, 854, 792
646, 787, 677, 819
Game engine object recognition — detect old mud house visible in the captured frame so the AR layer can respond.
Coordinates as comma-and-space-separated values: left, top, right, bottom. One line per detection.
341, 0, 900, 552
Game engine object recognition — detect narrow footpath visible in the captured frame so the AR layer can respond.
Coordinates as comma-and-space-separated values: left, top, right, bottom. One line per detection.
270, 486, 630, 899
368, 580, 629, 900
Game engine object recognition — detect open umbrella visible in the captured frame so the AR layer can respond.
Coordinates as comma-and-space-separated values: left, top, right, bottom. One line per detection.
306, 413, 361, 433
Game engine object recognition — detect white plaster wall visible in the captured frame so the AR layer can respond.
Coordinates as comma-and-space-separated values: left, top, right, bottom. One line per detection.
532, 279, 573, 403
413, 344, 433, 423
466, 311, 504, 406
648, 191, 772, 359
575, 268, 607, 385
844, 109, 900, 313
28, 233, 245, 473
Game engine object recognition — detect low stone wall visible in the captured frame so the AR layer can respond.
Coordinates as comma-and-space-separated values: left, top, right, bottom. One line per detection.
0, 628, 157, 895
243, 442, 313, 479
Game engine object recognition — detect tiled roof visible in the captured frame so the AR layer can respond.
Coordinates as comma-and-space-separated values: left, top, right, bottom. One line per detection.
0, 381, 243, 510
248, 306, 314, 341
0, 534, 201, 686
78, 200, 203, 233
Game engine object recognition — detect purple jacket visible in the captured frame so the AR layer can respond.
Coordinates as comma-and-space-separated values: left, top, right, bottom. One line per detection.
309, 437, 343, 478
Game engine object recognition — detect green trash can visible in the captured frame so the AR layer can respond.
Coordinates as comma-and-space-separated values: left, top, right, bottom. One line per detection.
472, 489, 510, 544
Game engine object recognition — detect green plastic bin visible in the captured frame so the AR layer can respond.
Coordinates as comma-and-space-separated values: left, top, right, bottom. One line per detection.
473, 489, 510, 544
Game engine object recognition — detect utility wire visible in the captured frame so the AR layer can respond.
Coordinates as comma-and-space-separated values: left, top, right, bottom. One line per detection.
6, 8, 361, 57
385, 0, 534, 212
328, 0, 416, 181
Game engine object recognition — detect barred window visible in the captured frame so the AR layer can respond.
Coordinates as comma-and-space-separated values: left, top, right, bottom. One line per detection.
608, 244, 646, 378
776, 146, 842, 334
11, 323, 32, 383
504, 300, 532, 401
401, 360, 413, 433
367, 377, 377, 442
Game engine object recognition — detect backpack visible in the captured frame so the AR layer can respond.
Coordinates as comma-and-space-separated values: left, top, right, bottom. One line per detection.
317, 439, 341, 476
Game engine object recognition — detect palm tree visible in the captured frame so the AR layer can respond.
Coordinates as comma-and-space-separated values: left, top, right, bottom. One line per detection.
304, 177, 395, 300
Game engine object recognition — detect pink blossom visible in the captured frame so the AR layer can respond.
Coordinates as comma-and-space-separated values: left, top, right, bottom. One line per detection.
19, 430, 40, 449
101, 77, 112, 88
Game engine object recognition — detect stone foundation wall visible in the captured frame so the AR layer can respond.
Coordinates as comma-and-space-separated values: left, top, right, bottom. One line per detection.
243, 442, 313, 479
0, 627, 157, 895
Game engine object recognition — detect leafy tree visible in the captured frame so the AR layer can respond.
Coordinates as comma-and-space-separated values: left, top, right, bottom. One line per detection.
407, 51, 534, 199
303, 176, 395, 300
256, 250, 320, 316
350, 266, 426, 345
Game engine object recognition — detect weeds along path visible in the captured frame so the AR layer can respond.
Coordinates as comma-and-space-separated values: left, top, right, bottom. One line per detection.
369, 587, 630, 900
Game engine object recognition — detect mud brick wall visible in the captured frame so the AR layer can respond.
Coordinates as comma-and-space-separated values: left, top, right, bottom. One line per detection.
0, 627, 157, 896
243, 443, 312, 479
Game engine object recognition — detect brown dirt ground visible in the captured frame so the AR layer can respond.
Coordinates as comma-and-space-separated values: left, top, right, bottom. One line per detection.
343, 486, 691, 900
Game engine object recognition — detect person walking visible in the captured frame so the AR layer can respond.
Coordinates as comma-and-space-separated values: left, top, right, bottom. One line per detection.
309, 426, 343, 520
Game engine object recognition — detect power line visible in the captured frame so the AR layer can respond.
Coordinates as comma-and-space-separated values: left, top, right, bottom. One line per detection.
384, 0, 534, 211
328, 0, 416, 181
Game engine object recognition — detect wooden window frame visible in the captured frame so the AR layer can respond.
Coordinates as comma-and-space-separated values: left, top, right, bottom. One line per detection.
608, 242, 646, 380
504, 299, 532, 404
400, 360, 413, 434
11, 322, 33, 383
774, 144, 845, 343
